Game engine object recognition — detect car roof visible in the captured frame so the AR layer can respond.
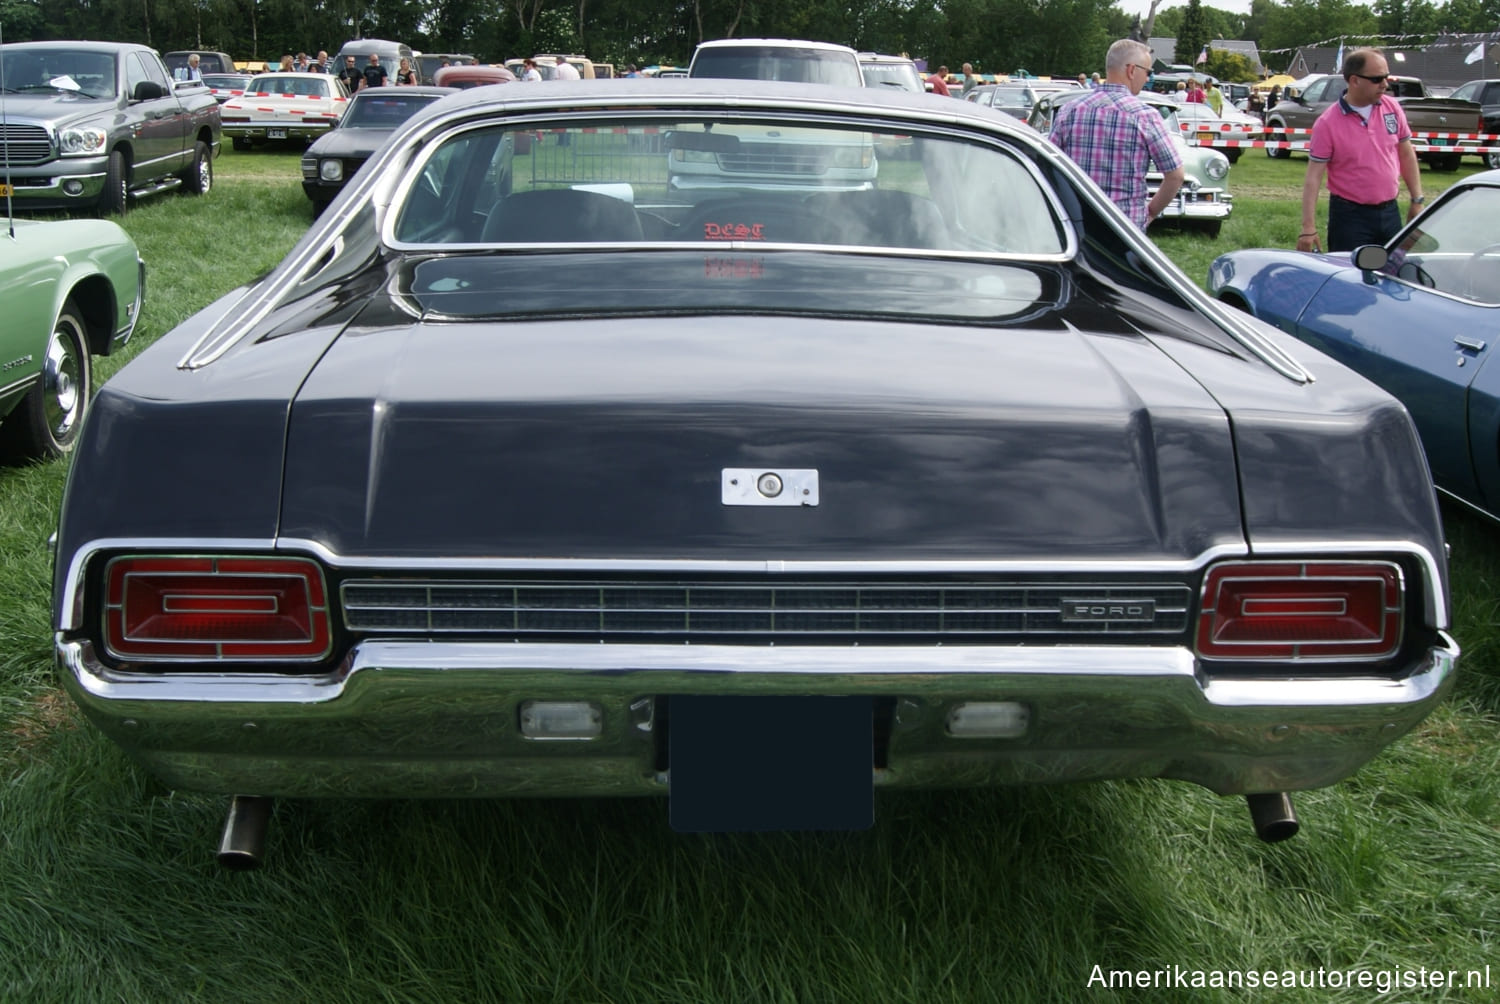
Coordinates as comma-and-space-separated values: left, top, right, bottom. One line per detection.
350, 85, 455, 98
409, 78, 1036, 139
434, 65, 516, 81
1045, 87, 1177, 109
695, 38, 858, 54
2, 40, 151, 53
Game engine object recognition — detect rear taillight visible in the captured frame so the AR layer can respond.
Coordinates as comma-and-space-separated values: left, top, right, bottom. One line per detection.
103, 556, 331, 661
1196, 561, 1402, 661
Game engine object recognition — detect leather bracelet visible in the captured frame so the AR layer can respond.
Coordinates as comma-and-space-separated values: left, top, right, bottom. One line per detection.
1299, 232, 1317, 237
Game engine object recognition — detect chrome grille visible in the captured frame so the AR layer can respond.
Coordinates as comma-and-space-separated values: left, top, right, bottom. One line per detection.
341, 579, 1192, 639
0, 124, 53, 166
717, 144, 829, 175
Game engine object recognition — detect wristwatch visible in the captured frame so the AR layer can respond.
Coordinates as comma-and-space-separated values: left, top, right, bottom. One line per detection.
1411, 196, 1426, 205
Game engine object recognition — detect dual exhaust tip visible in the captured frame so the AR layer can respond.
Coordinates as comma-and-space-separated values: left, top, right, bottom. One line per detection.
214, 791, 1300, 869
1245, 792, 1300, 843
216, 795, 273, 870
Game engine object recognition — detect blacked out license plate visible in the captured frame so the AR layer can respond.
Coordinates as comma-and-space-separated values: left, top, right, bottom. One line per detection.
669, 695, 873, 833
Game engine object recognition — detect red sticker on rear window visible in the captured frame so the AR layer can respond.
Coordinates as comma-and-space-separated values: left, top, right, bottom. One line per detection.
704, 222, 765, 241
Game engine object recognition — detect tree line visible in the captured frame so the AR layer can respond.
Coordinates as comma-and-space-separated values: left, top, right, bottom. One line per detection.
1, 0, 1495, 78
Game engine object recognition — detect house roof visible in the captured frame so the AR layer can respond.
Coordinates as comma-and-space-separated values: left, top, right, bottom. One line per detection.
1280, 34, 1500, 88
1146, 37, 1265, 76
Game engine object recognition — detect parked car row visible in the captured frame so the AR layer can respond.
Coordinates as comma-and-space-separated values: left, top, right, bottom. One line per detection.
0, 40, 219, 214
1028, 87, 1234, 237
221, 72, 350, 150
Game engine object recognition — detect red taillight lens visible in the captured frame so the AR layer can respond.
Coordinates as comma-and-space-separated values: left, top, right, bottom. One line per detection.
103, 556, 331, 661
1196, 561, 1402, 660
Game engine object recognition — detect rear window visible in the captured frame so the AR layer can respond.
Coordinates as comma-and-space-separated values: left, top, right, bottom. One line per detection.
251, 76, 328, 96
690, 45, 862, 88
860, 61, 923, 92
390, 112, 1066, 260
344, 93, 442, 127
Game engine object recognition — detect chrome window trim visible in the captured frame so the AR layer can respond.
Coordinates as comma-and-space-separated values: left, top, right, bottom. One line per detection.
1031, 139, 1311, 386
380, 110, 1075, 263
174, 88, 1317, 381
175, 91, 1094, 370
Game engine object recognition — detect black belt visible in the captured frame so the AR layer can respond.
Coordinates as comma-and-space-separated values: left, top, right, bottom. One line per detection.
1331, 194, 1397, 210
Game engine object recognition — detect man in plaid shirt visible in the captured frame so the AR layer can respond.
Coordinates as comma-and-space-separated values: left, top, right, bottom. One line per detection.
1050, 39, 1185, 230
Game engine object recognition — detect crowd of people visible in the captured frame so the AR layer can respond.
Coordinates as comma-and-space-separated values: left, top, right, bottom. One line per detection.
1043, 37, 1422, 253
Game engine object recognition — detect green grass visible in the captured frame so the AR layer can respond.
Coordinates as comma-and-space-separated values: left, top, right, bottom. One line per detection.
3, 144, 1499, 1003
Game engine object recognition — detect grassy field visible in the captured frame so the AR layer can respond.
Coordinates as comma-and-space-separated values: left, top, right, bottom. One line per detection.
2, 143, 1499, 1003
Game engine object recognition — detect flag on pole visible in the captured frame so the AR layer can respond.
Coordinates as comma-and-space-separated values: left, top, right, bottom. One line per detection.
1334, 41, 1344, 70
1196, 45, 1208, 65
1466, 41, 1486, 65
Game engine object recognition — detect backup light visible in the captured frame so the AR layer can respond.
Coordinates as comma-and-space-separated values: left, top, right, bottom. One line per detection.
1196, 561, 1402, 661
103, 556, 331, 661
519, 701, 603, 740
947, 702, 1030, 738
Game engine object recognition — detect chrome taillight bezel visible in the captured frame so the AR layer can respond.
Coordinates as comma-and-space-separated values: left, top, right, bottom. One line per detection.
102, 555, 332, 662
1196, 560, 1403, 662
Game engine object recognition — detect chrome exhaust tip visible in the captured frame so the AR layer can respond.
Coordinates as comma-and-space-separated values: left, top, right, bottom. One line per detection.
1245, 792, 1299, 843
216, 795, 273, 870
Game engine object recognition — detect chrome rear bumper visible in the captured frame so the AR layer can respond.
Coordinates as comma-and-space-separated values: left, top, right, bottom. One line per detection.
59, 636, 1457, 799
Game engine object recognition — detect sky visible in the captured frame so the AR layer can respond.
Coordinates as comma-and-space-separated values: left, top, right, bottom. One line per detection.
1117, 0, 1257, 21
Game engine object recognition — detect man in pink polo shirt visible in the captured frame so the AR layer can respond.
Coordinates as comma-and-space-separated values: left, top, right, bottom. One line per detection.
1297, 48, 1425, 253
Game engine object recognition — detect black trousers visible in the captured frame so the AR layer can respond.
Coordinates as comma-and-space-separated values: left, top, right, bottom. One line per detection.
1327, 194, 1401, 252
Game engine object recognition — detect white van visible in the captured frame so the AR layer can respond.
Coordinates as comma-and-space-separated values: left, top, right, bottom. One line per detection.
335, 39, 416, 85
687, 39, 863, 87
675, 39, 874, 193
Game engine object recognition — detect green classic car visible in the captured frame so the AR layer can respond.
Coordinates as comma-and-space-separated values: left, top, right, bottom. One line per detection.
0, 218, 143, 459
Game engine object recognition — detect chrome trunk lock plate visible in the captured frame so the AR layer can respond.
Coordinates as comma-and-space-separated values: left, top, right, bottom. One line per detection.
721, 468, 819, 506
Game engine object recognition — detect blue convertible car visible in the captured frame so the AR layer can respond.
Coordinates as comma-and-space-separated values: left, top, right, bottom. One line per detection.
1210, 170, 1500, 520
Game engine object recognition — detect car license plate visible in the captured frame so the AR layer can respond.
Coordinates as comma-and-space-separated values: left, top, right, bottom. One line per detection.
1198, 131, 1215, 144
669, 695, 873, 832
0, 183, 10, 197
268, 127, 287, 139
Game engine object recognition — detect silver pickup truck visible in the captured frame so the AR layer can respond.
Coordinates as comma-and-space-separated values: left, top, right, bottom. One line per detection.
0, 40, 220, 213
1264, 73, 1480, 171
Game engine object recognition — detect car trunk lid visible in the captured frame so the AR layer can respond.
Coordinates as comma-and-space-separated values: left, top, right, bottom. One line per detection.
278, 309, 1245, 562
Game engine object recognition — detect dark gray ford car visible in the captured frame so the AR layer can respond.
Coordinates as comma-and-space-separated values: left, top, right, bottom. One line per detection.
52, 80, 1458, 865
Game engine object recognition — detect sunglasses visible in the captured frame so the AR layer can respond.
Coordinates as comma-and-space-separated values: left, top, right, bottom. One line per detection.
1352, 73, 1389, 84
